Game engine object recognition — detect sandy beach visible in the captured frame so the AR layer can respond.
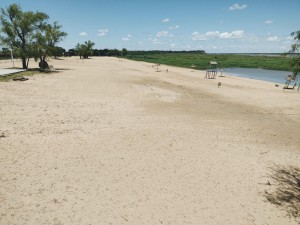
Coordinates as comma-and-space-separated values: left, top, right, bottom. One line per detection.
0, 57, 299, 225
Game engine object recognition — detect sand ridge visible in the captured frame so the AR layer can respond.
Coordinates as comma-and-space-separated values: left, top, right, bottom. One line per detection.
0, 57, 299, 225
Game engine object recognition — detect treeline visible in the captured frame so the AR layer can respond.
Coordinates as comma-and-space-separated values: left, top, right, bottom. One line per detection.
0, 47, 66, 60
2, 46, 204, 59
64, 49, 206, 57
65, 48, 125, 57
0, 48, 11, 59
126, 50, 206, 55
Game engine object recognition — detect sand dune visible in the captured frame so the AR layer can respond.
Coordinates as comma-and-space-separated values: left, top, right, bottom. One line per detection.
0, 57, 299, 225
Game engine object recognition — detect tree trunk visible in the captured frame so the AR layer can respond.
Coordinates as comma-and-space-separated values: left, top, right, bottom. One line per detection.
39, 60, 49, 70
26, 58, 30, 69
21, 57, 27, 69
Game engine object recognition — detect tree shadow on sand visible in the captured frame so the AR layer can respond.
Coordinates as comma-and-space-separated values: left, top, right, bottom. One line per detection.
264, 165, 300, 219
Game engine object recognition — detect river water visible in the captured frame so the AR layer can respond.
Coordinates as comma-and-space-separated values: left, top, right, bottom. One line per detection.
221, 68, 292, 84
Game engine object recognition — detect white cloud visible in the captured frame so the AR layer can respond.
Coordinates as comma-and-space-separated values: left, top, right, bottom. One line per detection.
229, 3, 247, 11
97, 29, 109, 37
192, 32, 207, 41
264, 20, 273, 24
79, 32, 87, 36
170, 44, 176, 48
219, 32, 233, 39
267, 36, 279, 42
169, 25, 179, 30
137, 41, 143, 45
205, 31, 221, 37
156, 30, 174, 37
149, 38, 160, 44
153, 40, 160, 44
220, 30, 244, 39
192, 30, 244, 41
122, 34, 132, 41
247, 34, 259, 43
162, 18, 170, 23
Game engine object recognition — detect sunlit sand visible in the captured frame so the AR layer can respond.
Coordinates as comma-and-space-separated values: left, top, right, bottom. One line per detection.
0, 57, 299, 225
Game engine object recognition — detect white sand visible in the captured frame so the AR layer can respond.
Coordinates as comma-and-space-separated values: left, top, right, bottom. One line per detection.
0, 57, 299, 225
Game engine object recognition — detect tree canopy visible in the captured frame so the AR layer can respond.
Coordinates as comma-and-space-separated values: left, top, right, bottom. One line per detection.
288, 30, 300, 78
33, 21, 67, 69
0, 4, 67, 69
75, 40, 95, 59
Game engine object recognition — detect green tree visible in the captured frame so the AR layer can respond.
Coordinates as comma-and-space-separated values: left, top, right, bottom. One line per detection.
108, 48, 120, 57
75, 43, 83, 58
0, 47, 10, 59
288, 30, 300, 78
52, 46, 66, 59
121, 48, 128, 57
75, 40, 95, 59
33, 21, 67, 69
0, 4, 49, 69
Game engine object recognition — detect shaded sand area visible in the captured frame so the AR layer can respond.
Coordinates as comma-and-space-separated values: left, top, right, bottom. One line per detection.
0, 57, 299, 225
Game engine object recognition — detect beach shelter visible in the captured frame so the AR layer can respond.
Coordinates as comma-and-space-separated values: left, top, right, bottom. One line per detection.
206, 61, 218, 79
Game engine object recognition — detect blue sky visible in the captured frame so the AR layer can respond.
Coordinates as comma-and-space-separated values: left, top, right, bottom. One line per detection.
1, 0, 300, 53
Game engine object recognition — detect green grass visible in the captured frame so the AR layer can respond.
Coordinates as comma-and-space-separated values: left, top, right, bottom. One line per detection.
125, 53, 292, 71
0, 69, 43, 82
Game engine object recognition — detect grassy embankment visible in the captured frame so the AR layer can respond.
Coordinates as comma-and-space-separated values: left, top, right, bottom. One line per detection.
125, 52, 292, 71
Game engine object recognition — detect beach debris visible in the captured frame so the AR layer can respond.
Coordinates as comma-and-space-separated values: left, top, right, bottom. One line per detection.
12, 76, 28, 81
275, 84, 279, 87
166, 69, 168, 73
49, 65, 55, 71
220, 68, 225, 77
120, 214, 128, 222
52, 198, 59, 203
155, 64, 161, 72
218, 82, 222, 88
0, 133, 6, 138
258, 180, 271, 185
191, 64, 196, 72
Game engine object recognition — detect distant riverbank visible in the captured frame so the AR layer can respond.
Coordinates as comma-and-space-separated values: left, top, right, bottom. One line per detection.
125, 52, 292, 71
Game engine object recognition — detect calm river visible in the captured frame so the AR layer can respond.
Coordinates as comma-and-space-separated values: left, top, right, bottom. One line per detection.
222, 68, 292, 84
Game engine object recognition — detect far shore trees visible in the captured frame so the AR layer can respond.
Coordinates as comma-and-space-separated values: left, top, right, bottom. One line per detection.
75, 40, 95, 59
0, 4, 67, 69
